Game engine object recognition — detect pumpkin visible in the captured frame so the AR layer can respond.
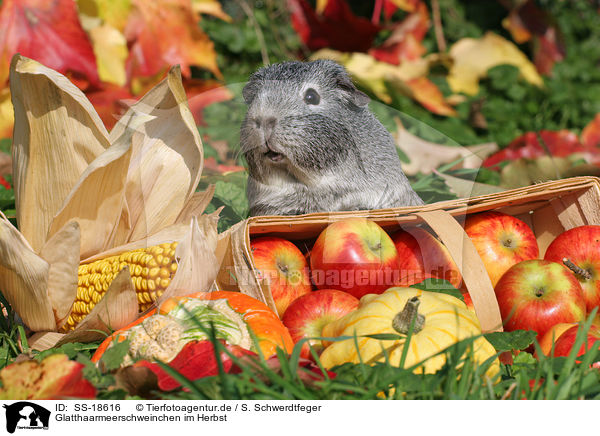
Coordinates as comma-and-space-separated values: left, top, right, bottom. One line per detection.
319, 287, 499, 377
159, 291, 294, 358
92, 291, 293, 364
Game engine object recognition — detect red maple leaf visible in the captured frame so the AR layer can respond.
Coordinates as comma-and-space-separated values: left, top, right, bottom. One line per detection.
581, 114, 600, 148
288, 0, 380, 52
0, 0, 99, 87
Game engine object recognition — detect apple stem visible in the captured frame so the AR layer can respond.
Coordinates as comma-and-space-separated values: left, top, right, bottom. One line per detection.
562, 258, 592, 280
392, 296, 425, 335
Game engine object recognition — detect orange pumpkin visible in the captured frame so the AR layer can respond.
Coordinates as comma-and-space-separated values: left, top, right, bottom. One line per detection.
91, 291, 293, 364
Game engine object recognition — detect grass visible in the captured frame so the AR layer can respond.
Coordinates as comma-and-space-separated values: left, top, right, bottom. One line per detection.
1, 294, 599, 400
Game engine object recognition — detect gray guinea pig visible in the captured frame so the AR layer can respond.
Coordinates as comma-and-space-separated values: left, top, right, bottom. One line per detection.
240, 59, 424, 216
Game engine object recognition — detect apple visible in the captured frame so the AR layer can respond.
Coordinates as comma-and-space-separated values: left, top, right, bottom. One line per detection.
392, 227, 462, 288
552, 324, 600, 368
494, 259, 586, 339
464, 211, 539, 287
250, 236, 312, 317
544, 225, 600, 313
281, 289, 359, 358
536, 322, 578, 357
309, 217, 400, 299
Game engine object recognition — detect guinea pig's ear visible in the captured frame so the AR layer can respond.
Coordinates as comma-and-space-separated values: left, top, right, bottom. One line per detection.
336, 74, 370, 107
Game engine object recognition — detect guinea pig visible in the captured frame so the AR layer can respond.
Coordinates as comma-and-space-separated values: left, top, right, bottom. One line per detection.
240, 59, 423, 216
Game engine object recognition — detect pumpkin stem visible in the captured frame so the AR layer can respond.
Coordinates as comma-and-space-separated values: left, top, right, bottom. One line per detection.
392, 296, 425, 335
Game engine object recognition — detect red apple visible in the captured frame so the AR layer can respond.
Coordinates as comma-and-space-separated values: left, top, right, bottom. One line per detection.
309, 218, 400, 299
494, 259, 586, 339
250, 236, 312, 317
552, 324, 600, 368
281, 289, 359, 358
392, 227, 462, 288
544, 225, 600, 313
464, 211, 539, 287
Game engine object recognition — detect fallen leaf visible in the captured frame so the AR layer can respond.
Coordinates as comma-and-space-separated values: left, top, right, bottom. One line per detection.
78, 0, 132, 32
370, 2, 429, 64
499, 155, 573, 189
89, 24, 128, 86
434, 170, 504, 198
581, 114, 600, 148
184, 79, 233, 126
483, 130, 600, 169
192, 0, 232, 22
404, 76, 457, 116
447, 32, 543, 95
501, 0, 565, 75
0, 354, 96, 399
393, 119, 498, 175
288, 0, 380, 52
0, 0, 100, 87
124, 0, 221, 80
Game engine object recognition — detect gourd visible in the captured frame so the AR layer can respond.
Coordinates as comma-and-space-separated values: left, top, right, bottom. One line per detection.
319, 287, 499, 377
92, 291, 293, 364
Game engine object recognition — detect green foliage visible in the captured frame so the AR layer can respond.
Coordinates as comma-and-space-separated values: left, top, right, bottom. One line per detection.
484, 330, 537, 353
410, 278, 464, 303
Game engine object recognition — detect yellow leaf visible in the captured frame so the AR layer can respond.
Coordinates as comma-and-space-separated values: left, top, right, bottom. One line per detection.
89, 24, 128, 86
447, 32, 543, 95
78, 0, 132, 31
0, 88, 13, 138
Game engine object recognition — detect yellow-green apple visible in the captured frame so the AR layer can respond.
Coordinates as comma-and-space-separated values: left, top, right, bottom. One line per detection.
464, 211, 539, 287
552, 324, 600, 368
281, 289, 359, 358
544, 225, 600, 313
309, 218, 400, 299
250, 236, 312, 316
494, 259, 586, 339
392, 227, 462, 288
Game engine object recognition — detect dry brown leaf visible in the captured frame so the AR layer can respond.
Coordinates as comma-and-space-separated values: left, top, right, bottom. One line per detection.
0, 212, 55, 332
109, 66, 204, 246
447, 32, 543, 95
9, 55, 110, 252
393, 119, 498, 175
158, 215, 219, 304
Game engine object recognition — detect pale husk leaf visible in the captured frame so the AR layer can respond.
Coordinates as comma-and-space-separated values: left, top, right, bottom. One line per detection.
0, 213, 55, 332
175, 184, 215, 225
109, 66, 204, 246
157, 214, 219, 304
46, 125, 138, 259
39, 221, 81, 328
9, 55, 110, 252
57, 266, 139, 345
28, 332, 66, 352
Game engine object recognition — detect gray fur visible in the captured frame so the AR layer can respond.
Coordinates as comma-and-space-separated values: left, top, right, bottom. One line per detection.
241, 59, 423, 216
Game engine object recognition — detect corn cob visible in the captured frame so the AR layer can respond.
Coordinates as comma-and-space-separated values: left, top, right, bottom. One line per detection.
62, 242, 179, 331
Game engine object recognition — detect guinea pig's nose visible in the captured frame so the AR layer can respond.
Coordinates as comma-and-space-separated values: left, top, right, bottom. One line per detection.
253, 117, 277, 137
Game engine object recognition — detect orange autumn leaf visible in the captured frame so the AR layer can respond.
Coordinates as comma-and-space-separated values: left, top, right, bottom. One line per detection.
124, 0, 221, 80
0, 0, 99, 87
0, 354, 96, 400
581, 114, 600, 148
406, 76, 457, 117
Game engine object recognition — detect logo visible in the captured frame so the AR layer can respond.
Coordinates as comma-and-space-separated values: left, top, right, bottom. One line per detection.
3, 402, 50, 433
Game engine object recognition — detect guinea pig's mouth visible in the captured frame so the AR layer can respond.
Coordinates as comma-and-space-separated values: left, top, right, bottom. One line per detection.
263, 143, 285, 162
265, 150, 284, 162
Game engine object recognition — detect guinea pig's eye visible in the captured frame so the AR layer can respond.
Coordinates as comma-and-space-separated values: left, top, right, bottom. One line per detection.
303, 88, 320, 105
